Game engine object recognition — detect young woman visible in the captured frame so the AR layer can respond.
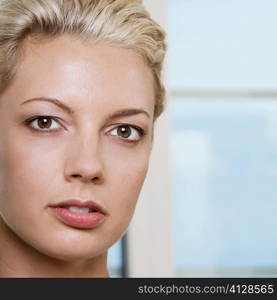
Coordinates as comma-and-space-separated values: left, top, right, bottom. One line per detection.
0, 0, 166, 277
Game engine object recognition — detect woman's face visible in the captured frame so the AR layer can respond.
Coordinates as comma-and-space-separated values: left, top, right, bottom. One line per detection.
0, 35, 154, 262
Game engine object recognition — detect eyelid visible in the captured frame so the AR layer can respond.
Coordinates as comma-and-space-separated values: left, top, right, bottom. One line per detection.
24, 115, 64, 132
108, 123, 146, 142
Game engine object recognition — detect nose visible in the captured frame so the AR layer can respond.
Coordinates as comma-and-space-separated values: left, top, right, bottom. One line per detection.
64, 134, 105, 185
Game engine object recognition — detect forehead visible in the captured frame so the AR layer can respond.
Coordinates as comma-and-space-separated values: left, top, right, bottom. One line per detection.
7, 35, 155, 115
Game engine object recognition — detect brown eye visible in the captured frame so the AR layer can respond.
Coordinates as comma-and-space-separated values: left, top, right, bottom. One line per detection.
27, 116, 60, 131
38, 117, 52, 129
117, 125, 131, 139
110, 125, 143, 141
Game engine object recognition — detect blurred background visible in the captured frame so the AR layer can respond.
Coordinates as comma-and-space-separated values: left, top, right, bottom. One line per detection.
108, 0, 277, 277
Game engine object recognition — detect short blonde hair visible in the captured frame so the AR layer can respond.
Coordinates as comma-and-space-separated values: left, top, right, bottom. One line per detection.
0, 0, 167, 119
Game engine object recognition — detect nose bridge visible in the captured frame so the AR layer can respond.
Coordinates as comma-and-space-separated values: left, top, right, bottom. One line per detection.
64, 128, 104, 182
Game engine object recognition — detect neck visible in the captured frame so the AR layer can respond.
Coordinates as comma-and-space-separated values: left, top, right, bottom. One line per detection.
0, 218, 109, 278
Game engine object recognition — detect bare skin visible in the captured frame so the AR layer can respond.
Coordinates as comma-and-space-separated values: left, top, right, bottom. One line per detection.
0, 35, 154, 277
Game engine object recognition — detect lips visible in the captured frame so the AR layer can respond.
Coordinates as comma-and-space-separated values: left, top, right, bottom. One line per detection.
48, 199, 106, 229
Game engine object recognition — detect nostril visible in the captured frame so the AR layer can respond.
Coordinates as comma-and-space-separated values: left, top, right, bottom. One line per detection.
72, 174, 81, 178
70, 174, 101, 183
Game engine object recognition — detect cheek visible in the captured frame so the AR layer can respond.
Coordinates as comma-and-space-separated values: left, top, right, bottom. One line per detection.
104, 143, 150, 222
0, 134, 61, 212
98, 157, 149, 246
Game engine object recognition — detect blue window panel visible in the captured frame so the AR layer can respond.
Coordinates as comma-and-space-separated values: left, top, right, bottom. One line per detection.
107, 239, 123, 277
168, 0, 277, 90
169, 98, 277, 277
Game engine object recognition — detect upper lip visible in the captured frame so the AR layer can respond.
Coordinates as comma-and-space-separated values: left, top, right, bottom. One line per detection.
49, 199, 107, 214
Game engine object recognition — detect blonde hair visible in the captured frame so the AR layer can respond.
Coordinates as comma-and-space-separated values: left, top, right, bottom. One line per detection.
0, 0, 167, 119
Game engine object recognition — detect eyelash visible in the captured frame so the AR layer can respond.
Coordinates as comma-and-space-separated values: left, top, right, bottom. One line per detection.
23, 116, 146, 143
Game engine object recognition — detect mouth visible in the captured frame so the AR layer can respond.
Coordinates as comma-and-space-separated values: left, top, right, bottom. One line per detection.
48, 199, 107, 229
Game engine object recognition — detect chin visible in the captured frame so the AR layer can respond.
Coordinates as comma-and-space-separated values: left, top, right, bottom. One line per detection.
57, 232, 112, 261
12, 226, 111, 263
33, 239, 109, 263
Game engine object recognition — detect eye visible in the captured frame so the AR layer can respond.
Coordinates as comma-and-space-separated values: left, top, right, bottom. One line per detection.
25, 116, 61, 132
110, 125, 144, 142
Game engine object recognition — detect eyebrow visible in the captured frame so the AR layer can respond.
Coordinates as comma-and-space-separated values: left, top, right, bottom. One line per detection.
21, 97, 74, 114
107, 108, 150, 120
21, 97, 150, 119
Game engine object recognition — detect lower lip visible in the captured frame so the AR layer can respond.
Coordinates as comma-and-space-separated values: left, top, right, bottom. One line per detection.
49, 207, 106, 229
